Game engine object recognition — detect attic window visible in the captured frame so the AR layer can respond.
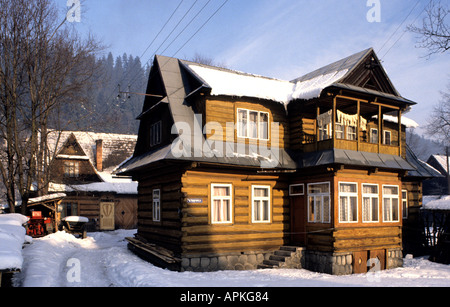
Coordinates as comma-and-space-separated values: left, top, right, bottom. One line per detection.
64, 161, 79, 178
237, 108, 269, 140
150, 121, 162, 147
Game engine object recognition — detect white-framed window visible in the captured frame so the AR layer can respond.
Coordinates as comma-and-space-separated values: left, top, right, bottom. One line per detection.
211, 184, 233, 224
347, 126, 357, 141
150, 121, 162, 146
252, 185, 271, 223
402, 190, 408, 219
307, 182, 330, 223
339, 182, 358, 223
64, 161, 79, 178
289, 184, 305, 196
384, 130, 391, 145
319, 124, 331, 141
383, 185, 399, 222
237, 108, 269, 140
335, 122, 344, 139
370, 128, 378, 144
152, 189, 161, 222
362, 184, 379, 222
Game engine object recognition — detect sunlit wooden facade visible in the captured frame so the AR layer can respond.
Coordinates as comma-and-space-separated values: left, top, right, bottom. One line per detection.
119, 48, 433, 274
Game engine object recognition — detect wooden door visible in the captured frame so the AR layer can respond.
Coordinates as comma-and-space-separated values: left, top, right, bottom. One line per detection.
353, 251, 368, 274
115, 198, 137, 229
291, 196, 306, 245
100, 202, 115, 230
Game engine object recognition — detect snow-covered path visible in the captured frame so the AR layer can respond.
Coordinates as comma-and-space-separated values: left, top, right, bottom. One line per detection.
12, 230, 450, 287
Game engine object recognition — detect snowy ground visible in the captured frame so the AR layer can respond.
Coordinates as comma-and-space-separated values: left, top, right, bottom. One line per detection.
12, 230, 450, 287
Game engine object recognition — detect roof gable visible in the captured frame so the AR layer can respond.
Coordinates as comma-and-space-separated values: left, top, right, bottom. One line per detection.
50, 131, 137, 173
290, 48, 400, 100
57, 133, 87, 157
340, 49, 399, 96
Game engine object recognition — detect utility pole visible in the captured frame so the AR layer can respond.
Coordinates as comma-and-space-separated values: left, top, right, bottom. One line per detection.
447, 146, 450, 195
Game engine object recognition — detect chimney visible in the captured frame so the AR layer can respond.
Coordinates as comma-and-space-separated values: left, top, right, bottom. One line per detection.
96, 139, 103, 172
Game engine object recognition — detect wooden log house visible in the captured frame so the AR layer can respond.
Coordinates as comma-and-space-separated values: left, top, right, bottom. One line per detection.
118, 48, 436, 274
47, 131, 138, 231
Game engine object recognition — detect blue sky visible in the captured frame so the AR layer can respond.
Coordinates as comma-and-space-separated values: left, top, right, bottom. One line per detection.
61, 0, 449, 135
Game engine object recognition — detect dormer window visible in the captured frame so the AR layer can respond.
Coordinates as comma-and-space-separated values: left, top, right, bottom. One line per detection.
237, 108, 269, 141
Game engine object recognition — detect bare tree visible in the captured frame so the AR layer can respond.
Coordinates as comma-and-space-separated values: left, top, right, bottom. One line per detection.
408, 0, 450, 57
189, 52, 228, 68
426, 82, 450, 146
0, 0, 103, 213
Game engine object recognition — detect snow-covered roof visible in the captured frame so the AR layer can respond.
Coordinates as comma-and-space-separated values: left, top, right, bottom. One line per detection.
0, 214, 30, 270
47, 131, 137, 173
188, 64, 295, 104
28, 193, 67, 205
423, 195, 450, 211
186, 62, 350, 105
290, 69, 349, 101
184, 48, 410, 106
430, 155, 449, 174
49, 181, 138, 195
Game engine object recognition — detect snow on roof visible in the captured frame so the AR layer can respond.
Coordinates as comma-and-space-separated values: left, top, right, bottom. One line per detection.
49, 181, 138, 195
0, 214, 29, 270
188, 64, 295, 104
188, 63, 353, 105
431, 155, 449, 173
372, 114, 420, 128
290, 69, 349, 101
185, 49, 380, 105
47, 131, 137, 173
28, 193, 67, 205
422, 195, 450, 211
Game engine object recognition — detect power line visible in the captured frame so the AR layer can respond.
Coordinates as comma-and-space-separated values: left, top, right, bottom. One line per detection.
106, 1, 186, 103
126, 0, 201, 89
380, 0, 433, 60
138, 0, 185, 61
378, 0, 422, 55
171, 0, 229, 58
130, 0, 229, 91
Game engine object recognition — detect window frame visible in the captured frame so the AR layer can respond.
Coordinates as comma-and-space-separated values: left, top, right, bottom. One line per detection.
335, 122, 344, 140
347, 126, 357, 141
307, 182, 331, 224
384, 130, 392, 145
402, 189, 408, 219
362, 183, 379, 223
150, 121, 162, 147
382, 185, 400, 222
251, 185, 271, 223
289, 184, 305, 196
370, 128, 379, 144
64, 161, 79, 178
211, 183, 233, 225
237, 108, 270, 141
152, 189, 161, 222
338, 182, 358, 223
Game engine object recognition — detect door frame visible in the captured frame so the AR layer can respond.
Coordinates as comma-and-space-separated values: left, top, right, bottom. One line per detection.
100, 202, 115, 231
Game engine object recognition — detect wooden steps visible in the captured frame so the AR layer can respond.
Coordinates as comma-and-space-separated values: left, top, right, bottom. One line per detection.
126, 236, 182, 271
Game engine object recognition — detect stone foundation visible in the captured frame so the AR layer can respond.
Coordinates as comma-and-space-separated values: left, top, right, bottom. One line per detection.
181, 251, 273, 272
304, 251, 353, 275
180, 247, 403, 274
387, 248, 403, 269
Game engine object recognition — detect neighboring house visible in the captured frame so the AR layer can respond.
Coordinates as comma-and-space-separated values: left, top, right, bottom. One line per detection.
48, 131, 138, 231
118, 48, 435, 275
424, 154, 450, 195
